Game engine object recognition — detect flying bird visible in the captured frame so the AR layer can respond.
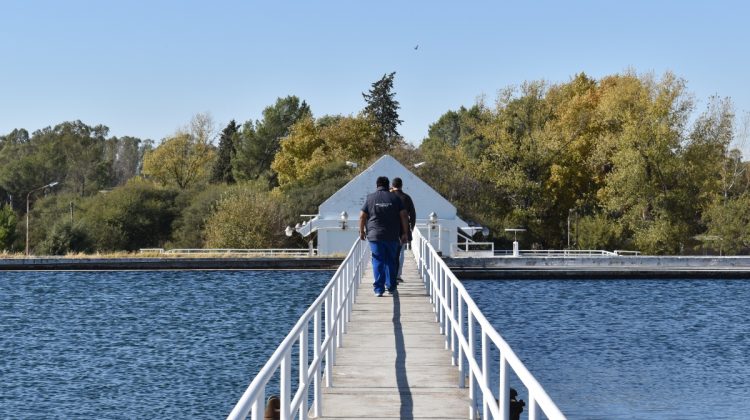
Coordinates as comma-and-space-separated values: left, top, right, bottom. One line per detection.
414, 44, 419, 50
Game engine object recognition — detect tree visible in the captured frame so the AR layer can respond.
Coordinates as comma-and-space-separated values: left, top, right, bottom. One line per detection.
37, 220, 92, 255
0, 203, 17, 250
233, 96, 311, 184
142, 114, 216, 189
271, 114, 381, 186
363, 72, 403, 147
81, 179, 178, 251
112, 136, 148, 186
204, 187, 288, 248
210, 120, 239, 184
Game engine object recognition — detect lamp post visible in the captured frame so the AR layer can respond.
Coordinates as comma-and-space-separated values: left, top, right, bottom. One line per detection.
26, 181, 59, 256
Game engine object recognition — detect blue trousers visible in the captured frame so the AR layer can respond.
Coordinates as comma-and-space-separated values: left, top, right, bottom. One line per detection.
369, 240, 400, 293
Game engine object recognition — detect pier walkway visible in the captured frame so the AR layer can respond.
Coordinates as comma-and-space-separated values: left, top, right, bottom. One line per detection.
317, 250, 469, 419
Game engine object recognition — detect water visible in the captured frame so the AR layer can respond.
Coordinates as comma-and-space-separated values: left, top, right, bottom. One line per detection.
462, 279, 750, 419
0, 270, 331, 419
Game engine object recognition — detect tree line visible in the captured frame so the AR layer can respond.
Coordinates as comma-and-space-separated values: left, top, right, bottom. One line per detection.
1, 71, 749, 255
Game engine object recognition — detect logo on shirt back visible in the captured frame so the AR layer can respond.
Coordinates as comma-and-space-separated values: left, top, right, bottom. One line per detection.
375, 203, 392, 208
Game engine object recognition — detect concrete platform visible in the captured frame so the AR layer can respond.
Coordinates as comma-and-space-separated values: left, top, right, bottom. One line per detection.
317, 250, 470, 419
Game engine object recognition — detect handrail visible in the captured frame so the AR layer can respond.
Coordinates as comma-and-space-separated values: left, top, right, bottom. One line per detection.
163, 248, 317, 256
494, 249, 616, 257
413, 228, 566, 419
226, 239, 369, 420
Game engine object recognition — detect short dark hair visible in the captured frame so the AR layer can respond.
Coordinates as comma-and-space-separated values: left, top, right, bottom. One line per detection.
376, 176, 390, 188
392, 177, 403, 188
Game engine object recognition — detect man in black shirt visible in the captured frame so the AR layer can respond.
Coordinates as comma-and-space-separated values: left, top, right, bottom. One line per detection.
359, 176, 409, 296
390, 177, 416, 282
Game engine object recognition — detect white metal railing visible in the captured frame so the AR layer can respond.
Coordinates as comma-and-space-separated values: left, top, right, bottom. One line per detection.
142, 248, 318, 257
413, 228, 566, 420
455, 231, 495, 255
494, 249, 616, 257
226, 239, 369, 420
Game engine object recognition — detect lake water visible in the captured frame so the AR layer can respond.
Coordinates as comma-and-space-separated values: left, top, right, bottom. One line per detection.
462, 279, 750, 419
3, 272, 749, 419
0, 270, 331, 419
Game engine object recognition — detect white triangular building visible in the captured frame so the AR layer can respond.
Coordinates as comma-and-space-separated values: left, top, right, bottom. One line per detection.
292, 155, 477, 256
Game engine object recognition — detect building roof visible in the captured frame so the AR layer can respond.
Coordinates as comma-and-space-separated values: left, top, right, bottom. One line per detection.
296, 155, 469, 236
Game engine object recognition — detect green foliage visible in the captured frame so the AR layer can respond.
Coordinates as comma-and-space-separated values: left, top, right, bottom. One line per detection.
419, 71, 746, 253
271, 114, 383, 186
0, 122, 149, 210
233, 96, 311, 185
81, 179, 178, 251
363, 72, 403, 146
38, 220, 92, 255
0, 203, 17, 250
575, 214, 624, 250
210, 120, 239, 184
204, 186, 289, 248
169, 184, 232, 248
142, 114, 216, 190
703, 194, 750, 254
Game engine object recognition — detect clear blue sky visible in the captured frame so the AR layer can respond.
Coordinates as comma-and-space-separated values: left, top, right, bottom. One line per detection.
2, 0, 749, 151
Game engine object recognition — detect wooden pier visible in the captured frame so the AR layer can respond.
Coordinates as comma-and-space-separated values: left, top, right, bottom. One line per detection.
317, 250, 470, 419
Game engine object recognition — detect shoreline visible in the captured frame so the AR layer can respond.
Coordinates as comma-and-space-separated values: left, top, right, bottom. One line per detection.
4, 255, 750, 278
0, 257, 343, 271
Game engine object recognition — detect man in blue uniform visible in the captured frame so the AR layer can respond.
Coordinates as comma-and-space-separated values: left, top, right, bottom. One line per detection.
390, 177, 416, 282
359, 176, 410, 296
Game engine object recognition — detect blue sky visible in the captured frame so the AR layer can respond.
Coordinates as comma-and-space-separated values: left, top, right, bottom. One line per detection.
2, 0, 748, 152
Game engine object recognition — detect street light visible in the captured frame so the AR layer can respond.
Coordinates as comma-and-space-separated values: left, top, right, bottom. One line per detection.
26, 181, 59, 256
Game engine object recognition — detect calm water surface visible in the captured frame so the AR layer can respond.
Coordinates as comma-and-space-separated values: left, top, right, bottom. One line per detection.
462, 279, 750, 419
0, 270, 331, 419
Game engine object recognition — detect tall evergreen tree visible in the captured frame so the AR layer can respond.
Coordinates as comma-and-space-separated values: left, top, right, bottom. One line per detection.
211, 120, 239, 184
233, 96, 311, 185
362, 72, 403, 148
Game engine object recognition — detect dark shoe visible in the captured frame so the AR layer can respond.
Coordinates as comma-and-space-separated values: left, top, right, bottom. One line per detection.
397, 277, 404, 283
387, 287, 397, 295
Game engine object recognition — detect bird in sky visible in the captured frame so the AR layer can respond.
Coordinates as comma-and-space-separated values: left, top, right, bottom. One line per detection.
414, 44, 419, 50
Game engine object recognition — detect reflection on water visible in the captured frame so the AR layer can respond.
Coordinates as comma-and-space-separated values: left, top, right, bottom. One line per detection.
462, 279, 750, 420
0, 270, 331, 419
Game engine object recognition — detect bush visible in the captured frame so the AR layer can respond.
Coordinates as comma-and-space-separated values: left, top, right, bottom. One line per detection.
81, 179, 178, 251
576, 214, 625, 251
204, 187, 289, 248
0, 203, 17, 251
38, 221, 92, 255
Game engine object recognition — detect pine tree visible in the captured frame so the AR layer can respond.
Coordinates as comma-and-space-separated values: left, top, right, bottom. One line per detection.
362, 72, 403, 148
210, 120, 239, 184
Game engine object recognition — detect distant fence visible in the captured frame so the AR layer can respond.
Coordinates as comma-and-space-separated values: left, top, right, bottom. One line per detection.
138, 248, 317, 257
493, 249, 642, 257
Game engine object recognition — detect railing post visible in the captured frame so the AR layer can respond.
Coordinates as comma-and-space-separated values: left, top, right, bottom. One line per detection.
450, 282, 456, 365
342, 263, 349, 335
528, 393, 538, 420
438, 265, 444, 333
250, 389, 264, 420
280, 350, 291, 420
468, 312, 477, 419
481, 330, 489, 418
313, 307, 322, 416
334, 275, 341, 350
458, 294, 465, 388
324, 294, 333, 387
299, 326, 309, 420
499, 353, 509, 420
444, 270, 450, 350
